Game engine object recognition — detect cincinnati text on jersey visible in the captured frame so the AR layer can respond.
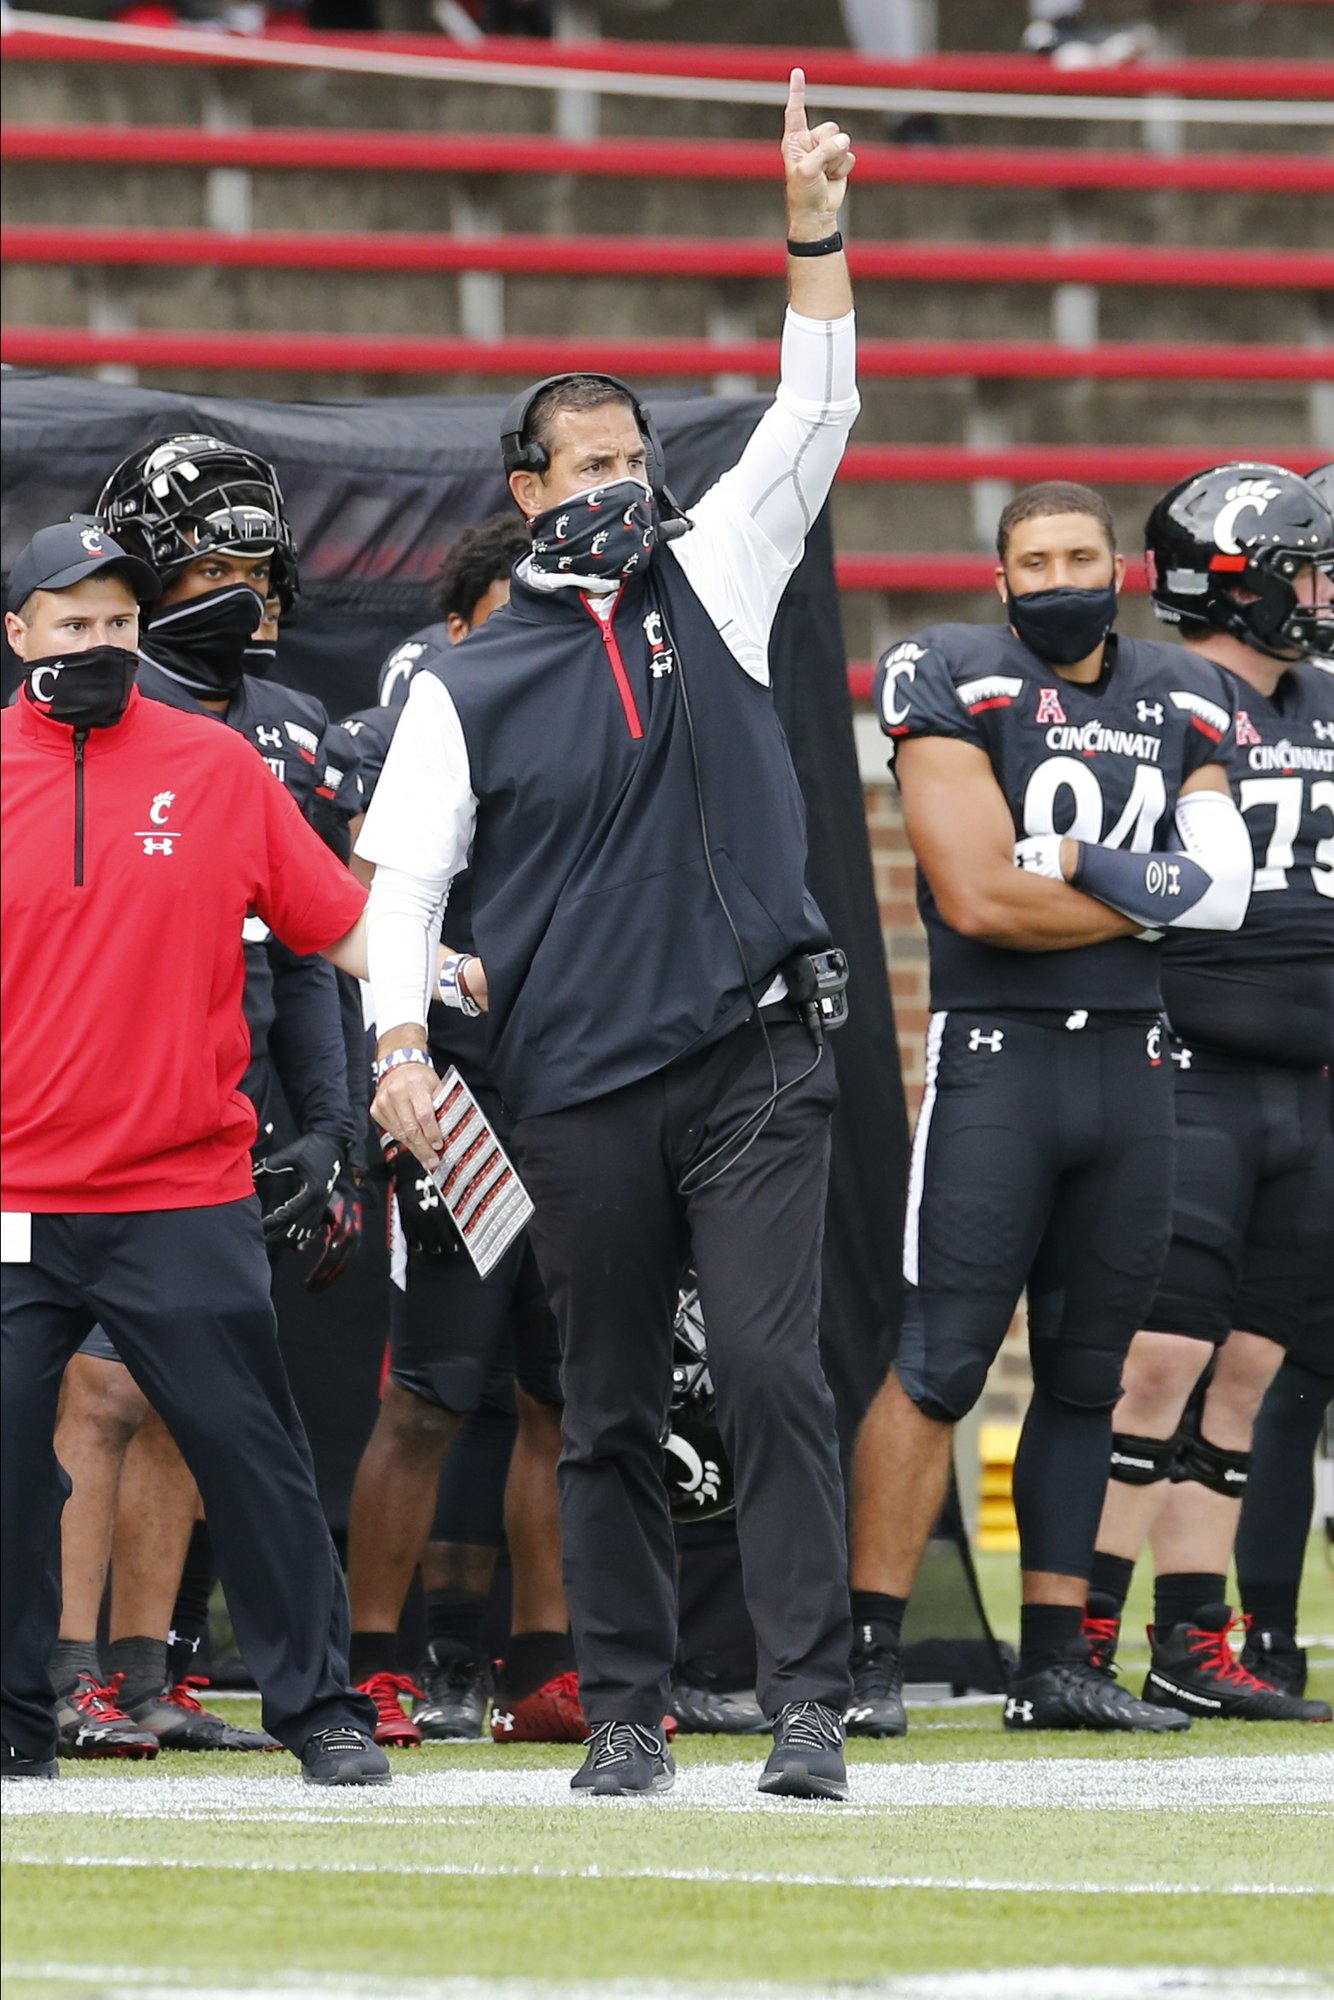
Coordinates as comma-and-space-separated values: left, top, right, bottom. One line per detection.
1244, 742, 1334, 774
1043, 721, 1163, 762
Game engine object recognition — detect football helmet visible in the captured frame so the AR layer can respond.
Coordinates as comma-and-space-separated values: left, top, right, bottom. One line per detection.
662, 1280, 735, 1525
1144, 461, 1332, 661
96, 433, 299, 611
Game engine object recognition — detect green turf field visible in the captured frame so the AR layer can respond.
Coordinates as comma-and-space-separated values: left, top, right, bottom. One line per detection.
4, 1544, 1331, 2000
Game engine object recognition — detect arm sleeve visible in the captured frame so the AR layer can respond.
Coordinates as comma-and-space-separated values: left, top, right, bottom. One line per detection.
672, 306, 859, 686
876, 640, 986, 759
266, 943, 354, 1140
1072, 787, 1254, 933
251, 765, 368, 955
356, 673, 476, 1034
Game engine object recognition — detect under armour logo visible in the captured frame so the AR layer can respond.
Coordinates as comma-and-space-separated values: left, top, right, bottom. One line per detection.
1065, 1009, 1088, 1031
1004, 1698, 1034, 1724
1170, 1045, 1193, 1070
413, 1176, 440, 1210
1315, 720, 1334, 744
140, 835, 176, 856
649, 650, 675, 678
149, 791, 175, 826
968, 1029, 1004, 1053
1136, 701, 1164, 726
257, 725, 283, 749
492, 1710, 515, 1734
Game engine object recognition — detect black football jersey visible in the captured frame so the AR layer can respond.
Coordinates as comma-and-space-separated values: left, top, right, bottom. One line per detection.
1161, 657, 1334, 1067
341, 701, 487, 1080
875, 623, 1236, 1014
137, 657, 358, 1137
376, 621, 450, 712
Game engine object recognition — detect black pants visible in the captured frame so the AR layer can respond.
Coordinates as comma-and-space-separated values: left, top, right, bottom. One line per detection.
898, 1009, 1176, 1578
512, 1017, 850, 1726
0, 1200, 375, 1762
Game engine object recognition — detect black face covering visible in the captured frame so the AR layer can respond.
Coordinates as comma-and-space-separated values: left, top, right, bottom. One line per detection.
1007, 583, 1119, 667
528, 478, 658, 583
24, 646, 138, 730
142, 583, 264, 697
242, 639, 278, 679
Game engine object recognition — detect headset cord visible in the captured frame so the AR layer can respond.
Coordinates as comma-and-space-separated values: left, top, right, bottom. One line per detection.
665, 597, 825, 1198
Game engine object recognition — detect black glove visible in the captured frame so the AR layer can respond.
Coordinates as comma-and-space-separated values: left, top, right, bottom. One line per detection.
255, 1132, 342, 1248
381, 1135, 460, 1258
304, 1165, 365, 1292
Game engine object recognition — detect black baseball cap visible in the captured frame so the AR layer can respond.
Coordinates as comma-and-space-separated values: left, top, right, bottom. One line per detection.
7, 520, 160, 614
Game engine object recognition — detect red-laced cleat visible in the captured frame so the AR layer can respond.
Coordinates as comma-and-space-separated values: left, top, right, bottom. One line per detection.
357, 1670, 426, 1747
56, 1671, 159, 1760
491, 1669, 587, 1743
1143, 1604, 1332, 1723
125, 1676, 281, 1752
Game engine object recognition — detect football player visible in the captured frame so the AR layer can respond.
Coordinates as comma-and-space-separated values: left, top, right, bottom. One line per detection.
338, 515, 578, 1748
48, 437, 364, 1757
847, 480, 1252, 1737
1084, 463, 1333, 1723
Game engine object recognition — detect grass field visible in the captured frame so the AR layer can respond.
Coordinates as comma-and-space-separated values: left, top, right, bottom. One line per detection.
4, 1546, 1332, 2000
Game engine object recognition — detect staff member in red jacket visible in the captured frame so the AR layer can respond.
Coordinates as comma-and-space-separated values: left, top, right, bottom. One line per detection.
0, 522, 388, 1787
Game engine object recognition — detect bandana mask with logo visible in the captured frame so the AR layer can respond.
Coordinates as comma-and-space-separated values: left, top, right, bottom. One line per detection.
528, 479, 658, 584
142, 582, 266, 698
24, 646, 138, 729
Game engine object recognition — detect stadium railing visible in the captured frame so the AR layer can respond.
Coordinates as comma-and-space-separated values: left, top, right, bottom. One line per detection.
5, 226, 1329, 293
6, 127, 1328, 195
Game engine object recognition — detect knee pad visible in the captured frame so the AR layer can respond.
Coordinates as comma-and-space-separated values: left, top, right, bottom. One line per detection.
1030, 1340, 1125, 1415
1108, 1430, 1177, 1487
895, 1348, 991, 1426
1170, 1428, 1250, 1498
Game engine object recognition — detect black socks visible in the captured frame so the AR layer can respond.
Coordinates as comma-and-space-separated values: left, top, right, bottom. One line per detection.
50, 1637, 102, 1699
1018, 1602, 1084, 1677
849, 1590, 907, 1649
1087, 1551, 1135, 1620
424, 1588, 487, 1665
1154, 1572, 1226, 1635
104, 1635, 168, 1712
166, 1521, 216, 1686
349, 1632, 398, 1686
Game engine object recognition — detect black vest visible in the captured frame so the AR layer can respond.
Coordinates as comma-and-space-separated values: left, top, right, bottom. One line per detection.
430, 549, 829, 1117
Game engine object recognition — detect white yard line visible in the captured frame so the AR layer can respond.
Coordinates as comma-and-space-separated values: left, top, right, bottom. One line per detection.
3, 1850, 1330, 1898
5, 1961, 1333, 1999
3, 1754, 1331, 1821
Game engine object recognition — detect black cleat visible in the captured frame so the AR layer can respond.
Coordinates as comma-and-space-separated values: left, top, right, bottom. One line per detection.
1240, 1624, 1309, 1699
570, 1721, 675, 1797
759, 1700, 849, 1800
1004, 1651, 1189, 1732
300, 1724, 392, 1785
2, 1741, 58, 1780
844, 1627, 907, 1739
412, 1648, 492, 1742
56, 1672, 160, 1760
668, 1682, 768, 1735
125, 1678, 281, 1752
1144, 1606, 1331, 1723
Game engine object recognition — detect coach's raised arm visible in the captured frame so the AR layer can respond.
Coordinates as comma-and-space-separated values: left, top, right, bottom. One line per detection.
357, 70, 862, 1801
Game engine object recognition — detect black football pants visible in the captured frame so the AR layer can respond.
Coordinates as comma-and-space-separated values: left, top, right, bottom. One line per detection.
0, 1199, 376, 1764
512, 1016, 851, 1728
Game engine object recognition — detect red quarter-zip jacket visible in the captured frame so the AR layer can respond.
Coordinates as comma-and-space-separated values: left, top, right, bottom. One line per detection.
1, 687, 367, 1213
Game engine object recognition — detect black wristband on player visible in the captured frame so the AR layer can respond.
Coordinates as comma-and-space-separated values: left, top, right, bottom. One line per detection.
786, 231, 843, 257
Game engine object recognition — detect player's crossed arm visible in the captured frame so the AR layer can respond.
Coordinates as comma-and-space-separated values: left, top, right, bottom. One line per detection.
896, 735, 1139, 952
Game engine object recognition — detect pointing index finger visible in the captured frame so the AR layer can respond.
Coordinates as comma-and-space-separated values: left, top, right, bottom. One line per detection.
784, 66, 807, 135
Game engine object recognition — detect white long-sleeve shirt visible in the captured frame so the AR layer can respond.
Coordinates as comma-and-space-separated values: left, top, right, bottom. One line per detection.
359, 305, 859, 1037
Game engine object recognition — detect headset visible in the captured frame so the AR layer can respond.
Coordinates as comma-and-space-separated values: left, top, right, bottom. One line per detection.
499, 372, 691, 539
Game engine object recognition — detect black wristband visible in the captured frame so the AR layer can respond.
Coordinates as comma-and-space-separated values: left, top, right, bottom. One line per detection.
786, 231, 843, 257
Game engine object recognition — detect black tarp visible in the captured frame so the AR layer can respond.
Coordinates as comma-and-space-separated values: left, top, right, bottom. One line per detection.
2, 369, 1003, 1685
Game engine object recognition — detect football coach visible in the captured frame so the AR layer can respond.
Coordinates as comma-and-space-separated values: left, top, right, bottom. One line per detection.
0, 523, 388, 1786
361, 70, 860, 1801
